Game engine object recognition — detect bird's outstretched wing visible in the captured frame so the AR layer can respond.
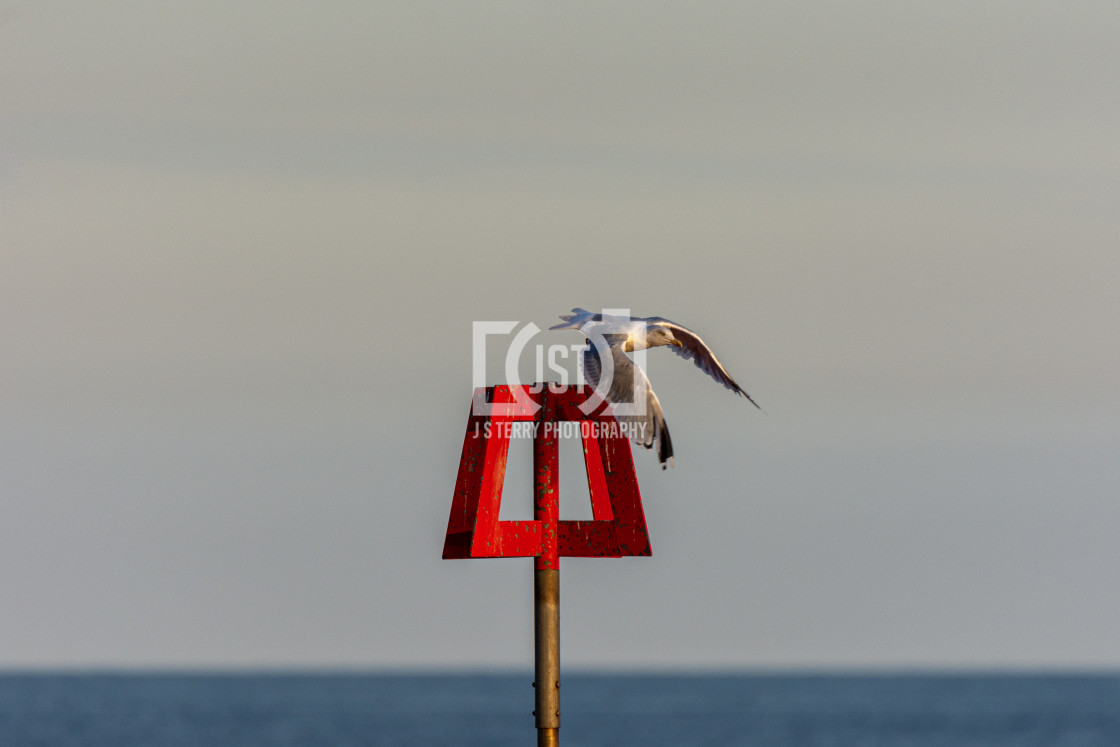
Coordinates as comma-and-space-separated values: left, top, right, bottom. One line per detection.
549, 308, 599, 330
552, 308, 761, 409
641, 316, 761, 410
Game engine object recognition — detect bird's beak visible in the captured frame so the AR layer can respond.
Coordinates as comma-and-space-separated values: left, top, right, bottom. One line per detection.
670, 339, 683, 347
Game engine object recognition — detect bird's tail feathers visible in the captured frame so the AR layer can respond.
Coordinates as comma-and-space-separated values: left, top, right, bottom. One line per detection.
656, 416, 674, 469
645, 389, 674, 469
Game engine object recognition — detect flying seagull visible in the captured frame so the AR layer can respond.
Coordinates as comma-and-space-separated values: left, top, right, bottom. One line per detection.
550, 308, 759, 469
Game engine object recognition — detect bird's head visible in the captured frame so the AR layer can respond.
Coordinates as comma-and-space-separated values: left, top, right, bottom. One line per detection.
625, 325, 683, 351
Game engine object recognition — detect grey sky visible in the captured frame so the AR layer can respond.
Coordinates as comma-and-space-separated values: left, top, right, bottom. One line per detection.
2, 2, 1118, 669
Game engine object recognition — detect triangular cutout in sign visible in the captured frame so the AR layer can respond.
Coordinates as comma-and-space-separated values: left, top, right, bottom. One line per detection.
442, 385, 652, 560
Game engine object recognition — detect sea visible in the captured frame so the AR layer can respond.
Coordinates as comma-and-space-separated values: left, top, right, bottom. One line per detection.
1, 672, 1118, 746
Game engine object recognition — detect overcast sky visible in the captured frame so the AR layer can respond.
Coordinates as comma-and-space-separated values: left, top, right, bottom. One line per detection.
2, 1, 1119, 670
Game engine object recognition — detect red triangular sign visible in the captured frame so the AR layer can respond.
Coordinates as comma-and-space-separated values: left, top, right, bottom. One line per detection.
442, 385, 652, 559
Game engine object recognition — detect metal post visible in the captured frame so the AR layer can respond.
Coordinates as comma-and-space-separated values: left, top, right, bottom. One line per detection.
534, 568, 560, 746
534, 403, 560, 746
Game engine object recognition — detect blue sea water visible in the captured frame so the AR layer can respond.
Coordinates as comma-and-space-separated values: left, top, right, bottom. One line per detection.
0, 673, 1118, 746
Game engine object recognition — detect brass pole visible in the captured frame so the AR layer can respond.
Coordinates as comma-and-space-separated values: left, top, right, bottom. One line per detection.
534, 568, 560, 747
534, 401, 560, 746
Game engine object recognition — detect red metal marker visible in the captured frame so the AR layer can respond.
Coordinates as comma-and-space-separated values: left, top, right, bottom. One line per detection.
442, 385, 653, 745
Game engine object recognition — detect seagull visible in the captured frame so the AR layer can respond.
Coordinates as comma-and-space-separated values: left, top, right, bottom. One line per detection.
550, 308, 759, 469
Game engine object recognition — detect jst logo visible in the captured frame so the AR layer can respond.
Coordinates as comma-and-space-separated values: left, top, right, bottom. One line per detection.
471, 309, 650, 420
